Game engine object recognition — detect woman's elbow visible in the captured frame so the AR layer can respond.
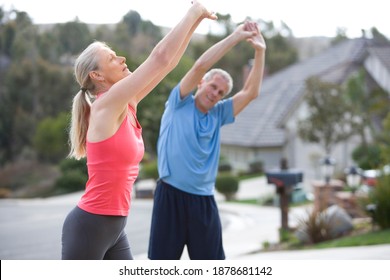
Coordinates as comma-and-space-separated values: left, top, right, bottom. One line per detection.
150, 47, 173, 69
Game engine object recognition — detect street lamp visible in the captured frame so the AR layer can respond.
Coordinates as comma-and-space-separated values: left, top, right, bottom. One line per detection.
345, 165, 362, 193
320, 156, 335, 184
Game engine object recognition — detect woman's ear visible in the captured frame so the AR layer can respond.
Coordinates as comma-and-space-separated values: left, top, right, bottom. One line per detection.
89, 71, 104, 82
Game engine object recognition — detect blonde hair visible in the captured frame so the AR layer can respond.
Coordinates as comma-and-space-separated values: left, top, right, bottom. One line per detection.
68, 41, 108, 159
204, 68, 233, 96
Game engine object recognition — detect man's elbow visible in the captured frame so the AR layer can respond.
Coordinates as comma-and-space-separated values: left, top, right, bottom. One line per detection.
192, 59, 210, 73
252, 89, 260, 100
244, 88, 260, 101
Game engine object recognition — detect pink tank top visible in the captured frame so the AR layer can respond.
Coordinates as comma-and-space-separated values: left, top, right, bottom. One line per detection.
78, 105, 144, 216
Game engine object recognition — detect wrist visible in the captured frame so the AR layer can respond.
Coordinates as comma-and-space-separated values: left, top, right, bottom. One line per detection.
189, 2, 205, 18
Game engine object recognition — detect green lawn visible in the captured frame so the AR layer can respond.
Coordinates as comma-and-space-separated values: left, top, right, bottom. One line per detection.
230, 198, 390, 251
312, 228, 390, 249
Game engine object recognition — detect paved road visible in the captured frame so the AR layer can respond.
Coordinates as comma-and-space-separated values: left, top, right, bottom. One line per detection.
0, 177, 270, 260
1, 177, 390, 260
0, 193, 153, 259
0, 179, 291, 260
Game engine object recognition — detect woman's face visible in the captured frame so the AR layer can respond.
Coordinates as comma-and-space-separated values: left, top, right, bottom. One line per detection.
95, 46, 131, 85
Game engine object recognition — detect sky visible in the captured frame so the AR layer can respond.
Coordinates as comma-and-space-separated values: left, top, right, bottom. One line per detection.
1, 0, 389, 38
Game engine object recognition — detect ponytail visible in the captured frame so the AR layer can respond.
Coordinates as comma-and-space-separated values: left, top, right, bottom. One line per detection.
68, 90, 91, 159
68, 41, 105, 159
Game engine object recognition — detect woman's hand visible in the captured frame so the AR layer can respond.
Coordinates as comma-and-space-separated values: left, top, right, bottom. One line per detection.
191, 0, 218, 21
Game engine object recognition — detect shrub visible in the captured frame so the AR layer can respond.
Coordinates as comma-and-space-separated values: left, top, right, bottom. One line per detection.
215, 173, 239, 201
248, 160, 264, 175
54, 169, 86, 192
218, 162, 232, 172
140, 160, 159, 180
295, 209, 333, 244
54, 158, 88, 193
59, 158, 87, 174
218, 156, 232, 172
295, 206, 353, 244
369, 174, 390, 229
352, 144, 382, 170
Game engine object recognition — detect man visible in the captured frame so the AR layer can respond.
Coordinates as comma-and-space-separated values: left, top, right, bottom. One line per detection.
148, 21, 266, 260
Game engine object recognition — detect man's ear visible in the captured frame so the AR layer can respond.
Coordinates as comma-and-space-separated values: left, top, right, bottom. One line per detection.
197, 78, 205, 89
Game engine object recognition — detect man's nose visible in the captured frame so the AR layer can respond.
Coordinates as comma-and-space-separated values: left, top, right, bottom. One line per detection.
211, 89, 219, 97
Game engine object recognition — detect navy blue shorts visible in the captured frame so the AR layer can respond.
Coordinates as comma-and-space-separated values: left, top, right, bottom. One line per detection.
148, 180, 225, 260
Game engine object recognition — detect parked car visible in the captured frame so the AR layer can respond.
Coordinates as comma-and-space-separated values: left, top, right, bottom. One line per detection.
361, 164, 390, 187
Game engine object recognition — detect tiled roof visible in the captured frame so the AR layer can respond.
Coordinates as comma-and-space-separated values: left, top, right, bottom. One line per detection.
221, 38, 371, 148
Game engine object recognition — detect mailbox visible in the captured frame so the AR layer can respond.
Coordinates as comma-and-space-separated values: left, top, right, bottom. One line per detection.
266, 169, 303, 188
266, 168, 303, 232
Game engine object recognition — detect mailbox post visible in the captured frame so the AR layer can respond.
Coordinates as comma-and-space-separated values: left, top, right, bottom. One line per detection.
266, 159, 303, 232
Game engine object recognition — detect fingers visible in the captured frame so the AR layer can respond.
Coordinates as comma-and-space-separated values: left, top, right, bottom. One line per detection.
192, 0, 218, 20
242, 21, 266, 50
233, 22, 254, 41
207, 11, 218, 20
244, 21, 259, 34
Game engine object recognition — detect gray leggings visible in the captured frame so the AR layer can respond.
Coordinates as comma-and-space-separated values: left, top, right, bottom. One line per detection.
61, 206, 133, 260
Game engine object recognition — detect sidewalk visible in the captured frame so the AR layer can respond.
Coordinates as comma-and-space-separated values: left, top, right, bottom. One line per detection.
219, 199, 390, 259
218, 177, 287, 259
2, 176, 388, 260
165, 176, 390, 260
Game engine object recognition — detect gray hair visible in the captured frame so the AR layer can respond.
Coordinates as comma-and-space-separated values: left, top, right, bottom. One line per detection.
203, 68, 233, 96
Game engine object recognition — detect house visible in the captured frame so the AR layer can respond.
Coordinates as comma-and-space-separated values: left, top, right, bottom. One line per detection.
220, 38, 390, 186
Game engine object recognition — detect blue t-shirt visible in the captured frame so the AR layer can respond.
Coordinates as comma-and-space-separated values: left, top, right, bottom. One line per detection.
157, 83, 235, 195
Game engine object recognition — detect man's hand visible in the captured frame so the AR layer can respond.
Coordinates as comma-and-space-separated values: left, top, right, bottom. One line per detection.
232, 21, 258, 42
245, 21, 266, 50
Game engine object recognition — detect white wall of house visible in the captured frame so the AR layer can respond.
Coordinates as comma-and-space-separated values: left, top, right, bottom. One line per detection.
221, 95, 368, 196
285, 100, 363, 191
220, 145, 283, 173
364, 53, 390, 94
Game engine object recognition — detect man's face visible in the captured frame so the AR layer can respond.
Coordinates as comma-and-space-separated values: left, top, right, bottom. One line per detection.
195, 74, 229, 113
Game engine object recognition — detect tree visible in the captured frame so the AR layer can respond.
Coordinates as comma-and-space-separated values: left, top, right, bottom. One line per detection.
331, 27, 349, 45
298, 77, 352, 154
343, 70, 372, 146
33, 112, 70, 163
122, 10, 142, 36
370, 27, 389, 45
265, 33, 298, 74
0, 15, 41, 162
1, 56, 74, 162
53, 20, 93, 55
345, 70, 390, 169
260, 20, 298, 74
378, 112, 390, 164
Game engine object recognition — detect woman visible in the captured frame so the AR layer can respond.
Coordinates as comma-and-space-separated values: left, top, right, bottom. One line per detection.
62, 1, 217, 260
